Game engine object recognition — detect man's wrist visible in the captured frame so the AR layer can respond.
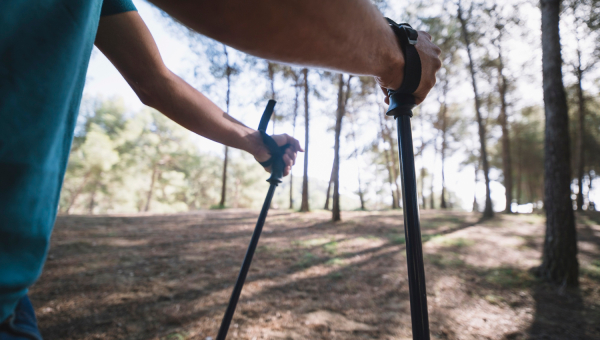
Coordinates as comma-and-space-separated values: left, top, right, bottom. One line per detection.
375, 28, 405, 90
245, 130, 270, 163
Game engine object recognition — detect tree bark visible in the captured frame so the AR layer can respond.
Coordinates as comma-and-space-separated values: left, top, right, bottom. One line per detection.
379, 113, 398, 209
219, 45, 232, 208
349, 116, 366, 210
458, 0, 494, 218
300, 68, 310, 212
538, 0, 579, 287
145, 163, 158, 212
268, 62, 277, 134
324, 168, 333, 210
497, 39, 513, 213
575, 49, 586, 211
88, 180, 97, 215
440, 91, 448, 209
290, 72, 300, 210
332, 75, 351, 221
473, 159, 479, 213
65, 170, 91, 214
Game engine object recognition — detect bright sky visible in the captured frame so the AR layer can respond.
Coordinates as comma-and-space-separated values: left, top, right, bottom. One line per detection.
84, 0, 598, 212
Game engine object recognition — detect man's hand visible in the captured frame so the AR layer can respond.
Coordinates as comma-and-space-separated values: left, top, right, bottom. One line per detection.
251, 133, 303, 177
376, 31, 442, 105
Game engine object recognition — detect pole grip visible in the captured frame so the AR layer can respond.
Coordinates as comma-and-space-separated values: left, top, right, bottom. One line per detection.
256, 100, 288, 185
384, 18, 421, 118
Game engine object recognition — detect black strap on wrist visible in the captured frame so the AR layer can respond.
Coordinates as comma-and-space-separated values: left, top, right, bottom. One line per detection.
385, 18, 422, 117
257, 131, 288, 168
256, 100, 290, 184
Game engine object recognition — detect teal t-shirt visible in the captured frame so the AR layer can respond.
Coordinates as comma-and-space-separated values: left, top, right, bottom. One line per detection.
0, 0, 136, 323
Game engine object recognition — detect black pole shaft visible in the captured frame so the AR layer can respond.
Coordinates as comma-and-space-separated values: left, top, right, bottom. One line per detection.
395, 115, 430, 340
216, 183, 277, 340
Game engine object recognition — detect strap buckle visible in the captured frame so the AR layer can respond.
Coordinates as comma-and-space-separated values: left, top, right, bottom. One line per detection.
385, 18, 419, 46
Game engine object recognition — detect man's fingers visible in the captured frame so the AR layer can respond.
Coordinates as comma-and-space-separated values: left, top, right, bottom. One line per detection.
283, 154, 293, 168
380, 86, 391, 104
285, 148, 296, 165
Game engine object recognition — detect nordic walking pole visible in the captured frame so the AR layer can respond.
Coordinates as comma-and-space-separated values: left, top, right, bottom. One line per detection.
384, 18, 430, 340
216, 99, 288, 340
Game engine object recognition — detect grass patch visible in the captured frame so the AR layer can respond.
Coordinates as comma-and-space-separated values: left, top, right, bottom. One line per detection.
484, 294, 505, 305
425, 254, 464, 268
257, 245, 274, 253
422, 234, 442, 242
435, 237, 475, 248
327, 271, 344, 280
292, 238, 330, 248
322, 241, 338, 255
387, 233, 406, 245
296, 252, 318, 268
481, 267, 534, 289
164, 333, 186, 340
325, 257, 344, 266
582, 264, 600, 281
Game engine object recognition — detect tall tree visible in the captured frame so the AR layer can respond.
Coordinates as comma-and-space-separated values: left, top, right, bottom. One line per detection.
348, 114, 366, 210
484, 4, 518, 213
218, 45, 236, 208
300, 68, 310, 212
332, 74, 352, 221
378, 113, 400, 209
565, 0, 599, 210
538, 0, 579, 287
457, 0, 494, 218
188, 36, 240, 209
284, 67, 302, 209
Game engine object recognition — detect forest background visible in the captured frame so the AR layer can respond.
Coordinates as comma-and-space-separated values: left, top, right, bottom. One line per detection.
60, 0, 600, 217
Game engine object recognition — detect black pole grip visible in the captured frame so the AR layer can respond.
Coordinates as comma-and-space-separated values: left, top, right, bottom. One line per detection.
257, 100, 288, 185
384, 18, 422, 118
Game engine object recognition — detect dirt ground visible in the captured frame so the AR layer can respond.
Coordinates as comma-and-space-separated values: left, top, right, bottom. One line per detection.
30, 209, 600, 340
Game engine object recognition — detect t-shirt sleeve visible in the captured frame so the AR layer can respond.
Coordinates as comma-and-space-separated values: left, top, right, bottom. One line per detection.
100, 0, 137, 17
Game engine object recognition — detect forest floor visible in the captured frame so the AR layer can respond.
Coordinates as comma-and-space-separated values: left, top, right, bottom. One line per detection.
31, 209, 600, 340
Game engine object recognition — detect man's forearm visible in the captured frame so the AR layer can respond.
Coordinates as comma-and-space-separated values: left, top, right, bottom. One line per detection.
145, 71, 264, 157
149, 0, 405, 89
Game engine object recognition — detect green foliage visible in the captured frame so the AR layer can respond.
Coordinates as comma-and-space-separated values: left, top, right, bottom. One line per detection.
60, 97, 264, 214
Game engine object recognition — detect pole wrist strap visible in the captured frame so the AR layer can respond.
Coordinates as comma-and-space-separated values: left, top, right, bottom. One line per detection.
385, 18, 422, 117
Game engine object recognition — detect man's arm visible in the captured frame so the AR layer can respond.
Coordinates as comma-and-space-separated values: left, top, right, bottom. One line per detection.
149, 0, 442, 104
94, 11, 301, 176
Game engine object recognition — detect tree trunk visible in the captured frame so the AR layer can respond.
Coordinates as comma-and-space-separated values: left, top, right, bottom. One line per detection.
268, 62, 277, 134
332, 75, 345, 221
575, 50, 585, 211
145, 163, 158, 212
458, 1, 494, 218
219, 49, 232, 208
420, 167, 427, 210
65, 171, 91, 214
588, 170, 595, 210
538, 0, 579, 287
300, 68, 310, 212
219, 146, 229, 208
379, 113, 398, 209
473, 160, 479, 213
88, 180, 97, 215
497, 41, 513, 213
349, 115, 365, 210
332, 74, 351, 221
419, 115, 427, 209
324, 168, 333, 210
388, 127, 402, 209
290, 73, 300, 210
440, 98, 448, 209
